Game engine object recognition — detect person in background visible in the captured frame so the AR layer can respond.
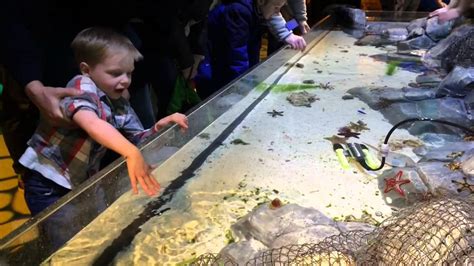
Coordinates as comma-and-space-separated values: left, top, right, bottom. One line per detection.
129, 0, 213, 126
18, 27, 189, 215
267, 0, 309, 53
206, 0, 298, 92
418, 0, 449, 12
429, 0, 473, 21
395, 0, 421, 12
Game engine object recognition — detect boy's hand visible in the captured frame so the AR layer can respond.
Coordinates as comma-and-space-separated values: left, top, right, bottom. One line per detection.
284, 34, 306, 51
125, 148, 160, 196
154, 113, 189, 132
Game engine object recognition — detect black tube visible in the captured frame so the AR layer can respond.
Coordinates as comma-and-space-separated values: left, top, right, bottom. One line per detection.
368, 118, 474, 171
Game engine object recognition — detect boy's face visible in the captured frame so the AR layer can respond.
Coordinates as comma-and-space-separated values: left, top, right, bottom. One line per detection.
260, 0, 286, 19
81, 50, 134, 100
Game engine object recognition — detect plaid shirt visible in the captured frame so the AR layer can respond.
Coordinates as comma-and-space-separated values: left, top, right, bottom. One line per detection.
19, 75, 156, 189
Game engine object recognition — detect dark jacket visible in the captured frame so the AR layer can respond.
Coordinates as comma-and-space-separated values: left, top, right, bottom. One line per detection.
208, 0, 264, 89
139, 0, 212, 70
0, 0, 135, 88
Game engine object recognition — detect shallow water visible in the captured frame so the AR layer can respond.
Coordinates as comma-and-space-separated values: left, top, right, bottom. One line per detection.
45, 30, 423, 265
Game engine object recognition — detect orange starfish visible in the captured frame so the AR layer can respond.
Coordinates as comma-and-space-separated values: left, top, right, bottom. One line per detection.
384, 170, 411, 197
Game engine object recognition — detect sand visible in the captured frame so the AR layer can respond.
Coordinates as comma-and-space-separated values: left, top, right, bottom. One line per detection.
44, 30, 421, 265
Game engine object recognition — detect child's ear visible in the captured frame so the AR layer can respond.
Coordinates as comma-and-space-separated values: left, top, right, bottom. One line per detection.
79, 62, 91, 76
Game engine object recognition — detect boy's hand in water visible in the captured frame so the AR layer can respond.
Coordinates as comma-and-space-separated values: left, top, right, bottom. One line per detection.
125, 148, 160, 196
154, 113, 189, 132
284, 33, 306, 51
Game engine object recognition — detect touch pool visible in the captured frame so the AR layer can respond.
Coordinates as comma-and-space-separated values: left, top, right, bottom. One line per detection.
0, 10, 472, 265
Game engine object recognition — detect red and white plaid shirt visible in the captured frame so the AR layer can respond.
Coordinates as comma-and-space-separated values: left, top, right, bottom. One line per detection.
20, 75, 156, 189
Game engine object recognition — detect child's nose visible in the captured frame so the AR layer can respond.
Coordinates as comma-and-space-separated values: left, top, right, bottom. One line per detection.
120, 75, 131, 86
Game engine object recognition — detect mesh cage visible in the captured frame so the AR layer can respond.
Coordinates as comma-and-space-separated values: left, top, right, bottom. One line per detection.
246, 230, 370, 265
191, 197, 473, 265
358, 197, 473, 265
191, 253, 238, 266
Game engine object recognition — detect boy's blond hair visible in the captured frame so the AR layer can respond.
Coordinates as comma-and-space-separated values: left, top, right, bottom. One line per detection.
71, 27, 142, 67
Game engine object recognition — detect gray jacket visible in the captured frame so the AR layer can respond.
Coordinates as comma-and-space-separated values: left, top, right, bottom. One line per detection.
267, 0, 307, 41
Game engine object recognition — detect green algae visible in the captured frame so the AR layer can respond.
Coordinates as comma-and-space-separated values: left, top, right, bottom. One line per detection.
256, 83, 319, 93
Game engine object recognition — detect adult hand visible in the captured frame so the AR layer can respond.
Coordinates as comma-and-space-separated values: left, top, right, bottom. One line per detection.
182, 66, 198, 81
437, 7, 461, 22
429, 7, 447, 17
25, 80, 82, 127
284, 33, 306, 51
299, 21, 310, 34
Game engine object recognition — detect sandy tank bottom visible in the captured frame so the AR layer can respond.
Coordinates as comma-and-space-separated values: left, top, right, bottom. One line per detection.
44, 30, 421, 265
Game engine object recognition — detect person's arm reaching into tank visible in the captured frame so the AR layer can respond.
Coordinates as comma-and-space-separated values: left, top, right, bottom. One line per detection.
428, 0, 472, 22
267, 13, 306, 50
287, 0, 310, 34
72, 109, 160, 196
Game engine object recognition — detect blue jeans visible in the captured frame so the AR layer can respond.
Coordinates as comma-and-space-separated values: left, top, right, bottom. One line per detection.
23, 170, 70, 216
23, 170, 80, 250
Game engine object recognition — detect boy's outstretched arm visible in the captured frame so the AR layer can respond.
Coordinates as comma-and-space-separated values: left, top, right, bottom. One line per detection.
73, 109, 160, 196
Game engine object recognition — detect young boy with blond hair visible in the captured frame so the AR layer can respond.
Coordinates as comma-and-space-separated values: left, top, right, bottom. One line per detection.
19, 27, 188, 215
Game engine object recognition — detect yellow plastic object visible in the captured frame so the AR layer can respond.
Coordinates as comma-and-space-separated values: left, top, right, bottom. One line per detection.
334, 144, 351, 170
362, 148, 380, 169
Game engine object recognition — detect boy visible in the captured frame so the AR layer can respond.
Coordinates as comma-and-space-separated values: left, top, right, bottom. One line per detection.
19, 27, 188, 215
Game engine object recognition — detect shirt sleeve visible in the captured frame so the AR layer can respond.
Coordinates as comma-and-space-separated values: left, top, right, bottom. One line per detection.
60, 76, 104, 120
61, 93, 102, 120
120, 107, 156, 145
288, 0, 308, 22
267, 13, 293, 41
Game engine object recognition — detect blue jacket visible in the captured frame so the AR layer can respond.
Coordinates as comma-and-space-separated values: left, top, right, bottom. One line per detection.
208, 0, 264, 89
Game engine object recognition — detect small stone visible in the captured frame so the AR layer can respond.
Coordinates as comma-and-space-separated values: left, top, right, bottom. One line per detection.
296, 63, 304, 68
375, 211, 383, 217
302, 79, 315, 84
342, 95, 354, 100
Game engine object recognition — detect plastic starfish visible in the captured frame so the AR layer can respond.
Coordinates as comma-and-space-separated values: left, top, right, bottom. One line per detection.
384, 170, 411, 197
267, 110, 284, 117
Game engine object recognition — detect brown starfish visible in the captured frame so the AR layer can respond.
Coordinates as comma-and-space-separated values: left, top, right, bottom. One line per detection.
324, 135, 348, 144
464, 135, 474, 142
451, 177, 474, 193
348, 120, 369, 132
337, 126, 360, 139
445, 161, 462, 171
384, 170, 411, 196
318, 82, 335, 90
